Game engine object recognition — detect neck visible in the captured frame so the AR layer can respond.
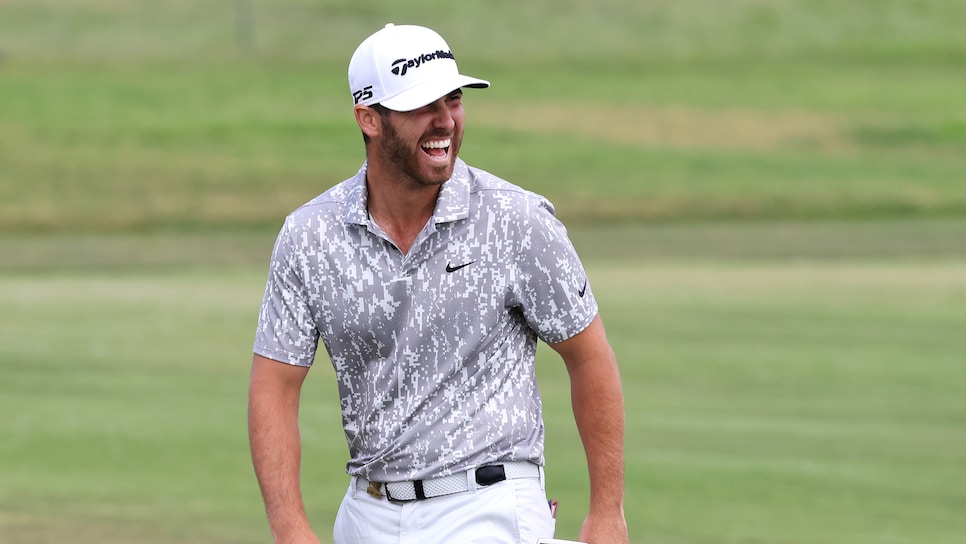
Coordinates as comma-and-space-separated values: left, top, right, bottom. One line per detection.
365, 162, 442, 255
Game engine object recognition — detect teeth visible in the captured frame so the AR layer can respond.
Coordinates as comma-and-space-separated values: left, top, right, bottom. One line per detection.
421, 139, 451, 149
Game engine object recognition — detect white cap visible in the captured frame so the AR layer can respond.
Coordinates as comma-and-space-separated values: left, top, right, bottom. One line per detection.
348, 23, 490, 112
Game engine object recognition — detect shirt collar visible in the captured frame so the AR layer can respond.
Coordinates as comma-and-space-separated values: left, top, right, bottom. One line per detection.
343, 159, 471, 226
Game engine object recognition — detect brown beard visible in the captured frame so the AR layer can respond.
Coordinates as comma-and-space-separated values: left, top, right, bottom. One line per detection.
379, 117, 456, 187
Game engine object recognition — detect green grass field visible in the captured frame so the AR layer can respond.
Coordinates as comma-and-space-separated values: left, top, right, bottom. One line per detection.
2, 1, 966, 542
3, 241, 966, 543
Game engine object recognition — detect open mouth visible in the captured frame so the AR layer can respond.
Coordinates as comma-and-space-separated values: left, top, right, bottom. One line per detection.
420, 138, 451, 160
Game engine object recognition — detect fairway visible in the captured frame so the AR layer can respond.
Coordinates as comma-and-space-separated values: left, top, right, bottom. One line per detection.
2, 0, 966, 542
2, 226, 966, 543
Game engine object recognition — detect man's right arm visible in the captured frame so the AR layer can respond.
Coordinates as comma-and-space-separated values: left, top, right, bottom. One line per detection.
248, 353, 320, 544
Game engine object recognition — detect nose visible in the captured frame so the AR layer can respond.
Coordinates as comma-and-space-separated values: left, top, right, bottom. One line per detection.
427, 98, 456, 130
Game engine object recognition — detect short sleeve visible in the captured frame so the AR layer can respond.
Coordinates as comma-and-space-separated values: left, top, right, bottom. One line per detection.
252, 219, 320, 367
511, 196, 599, 344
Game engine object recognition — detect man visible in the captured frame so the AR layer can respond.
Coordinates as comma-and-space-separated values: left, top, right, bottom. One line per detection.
248, 23, 627, 544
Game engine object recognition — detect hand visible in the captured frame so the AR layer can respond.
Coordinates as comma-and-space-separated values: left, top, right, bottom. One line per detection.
273, 529, 320, 544
578, 510, 629, 544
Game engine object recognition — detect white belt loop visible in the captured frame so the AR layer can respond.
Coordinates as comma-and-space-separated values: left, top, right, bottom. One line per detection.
466, 466, 478, 494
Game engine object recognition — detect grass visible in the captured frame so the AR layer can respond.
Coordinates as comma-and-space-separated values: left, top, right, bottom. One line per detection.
0, 269, 275, 543
547, 260, 966, 543
2, 0, 966, 542
2, 248, 966, 542
2, 1, 966, 231
3, 58, 965, 230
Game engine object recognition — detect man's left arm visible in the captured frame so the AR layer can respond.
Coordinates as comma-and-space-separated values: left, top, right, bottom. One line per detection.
549, 314, 629, 544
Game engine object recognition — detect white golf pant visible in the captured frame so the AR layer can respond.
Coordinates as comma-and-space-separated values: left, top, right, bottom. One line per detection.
333, 473, 557, 543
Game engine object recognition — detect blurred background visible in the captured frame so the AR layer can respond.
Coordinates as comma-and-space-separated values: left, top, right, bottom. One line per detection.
1, 1, 965, 542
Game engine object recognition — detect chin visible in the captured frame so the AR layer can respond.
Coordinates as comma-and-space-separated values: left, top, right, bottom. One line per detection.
423, 162, 455, 185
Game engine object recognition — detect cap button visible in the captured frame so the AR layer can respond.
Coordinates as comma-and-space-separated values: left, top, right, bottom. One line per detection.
384, 23, 395, 29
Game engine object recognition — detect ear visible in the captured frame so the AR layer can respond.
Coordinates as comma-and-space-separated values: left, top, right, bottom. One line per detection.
355, 105, 383, 140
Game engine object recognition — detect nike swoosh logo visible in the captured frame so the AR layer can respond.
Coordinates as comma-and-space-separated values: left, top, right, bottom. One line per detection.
578, 279, 588, 297
445, 261, 475, 273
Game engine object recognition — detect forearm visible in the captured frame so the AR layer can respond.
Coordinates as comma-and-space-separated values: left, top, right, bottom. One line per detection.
248, 356, 317, 542
569, 346, 626, 514
553, 316, 628, 543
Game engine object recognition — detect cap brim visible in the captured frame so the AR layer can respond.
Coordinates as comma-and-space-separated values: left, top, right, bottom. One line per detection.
380, 75, 490, 112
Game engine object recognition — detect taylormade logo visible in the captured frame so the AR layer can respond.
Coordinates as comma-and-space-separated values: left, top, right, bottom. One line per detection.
391, 50, 455, 76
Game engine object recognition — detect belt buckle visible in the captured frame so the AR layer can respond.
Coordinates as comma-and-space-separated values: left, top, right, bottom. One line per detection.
366, 481, 384, 499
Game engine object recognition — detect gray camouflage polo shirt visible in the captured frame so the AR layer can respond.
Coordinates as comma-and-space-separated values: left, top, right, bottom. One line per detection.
254, 158, 598, 482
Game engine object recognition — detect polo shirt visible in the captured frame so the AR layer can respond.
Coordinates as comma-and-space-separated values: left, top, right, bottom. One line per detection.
253, 158, 598, 482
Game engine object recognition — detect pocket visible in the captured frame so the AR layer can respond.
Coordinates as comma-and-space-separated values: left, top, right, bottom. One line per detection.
334, 481, 395, 543
512, 479, 556, 542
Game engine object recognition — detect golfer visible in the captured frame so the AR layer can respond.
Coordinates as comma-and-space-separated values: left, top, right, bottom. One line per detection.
248, 23, 627, 544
